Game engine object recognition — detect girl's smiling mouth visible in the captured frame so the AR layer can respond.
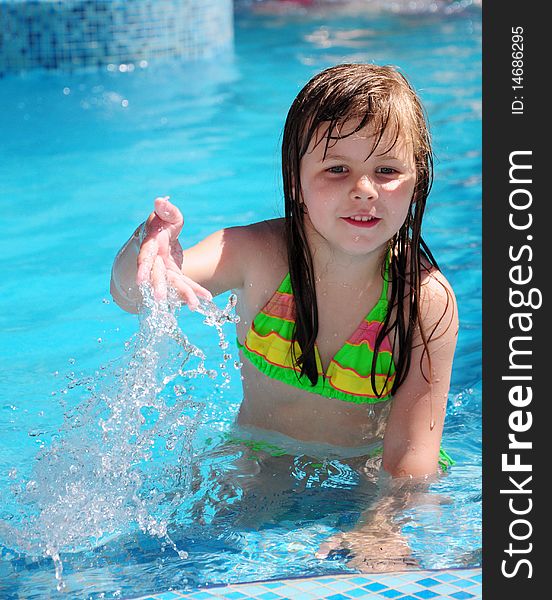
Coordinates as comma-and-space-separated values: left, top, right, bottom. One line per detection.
341, 215, 381, 228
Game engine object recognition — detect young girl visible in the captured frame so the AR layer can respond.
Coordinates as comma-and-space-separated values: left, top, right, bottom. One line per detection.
111, 63, 458, 482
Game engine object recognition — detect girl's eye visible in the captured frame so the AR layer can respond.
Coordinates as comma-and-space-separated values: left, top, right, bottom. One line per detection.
327, 166, 348, 174
377, 167, 398, 175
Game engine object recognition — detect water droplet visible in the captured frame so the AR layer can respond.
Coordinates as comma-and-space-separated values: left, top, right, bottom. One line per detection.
430, 419, 436, 430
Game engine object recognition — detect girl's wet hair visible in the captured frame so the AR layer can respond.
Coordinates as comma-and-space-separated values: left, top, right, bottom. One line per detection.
281, 63, 445, 395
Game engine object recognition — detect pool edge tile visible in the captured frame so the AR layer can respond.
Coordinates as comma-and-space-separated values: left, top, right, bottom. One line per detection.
130, 568, 482, 600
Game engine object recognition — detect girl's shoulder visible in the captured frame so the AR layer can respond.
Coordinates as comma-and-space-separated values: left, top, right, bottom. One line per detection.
419, 254, 456, 304
241, 217, 286, 242
391, 245, 456, 306
417, 255, 459, 342
389, 245, 458, 342
219, 217, 285, 257
238, 217, 286, 256
236, 217, 288, 278
232, 219, 289, 321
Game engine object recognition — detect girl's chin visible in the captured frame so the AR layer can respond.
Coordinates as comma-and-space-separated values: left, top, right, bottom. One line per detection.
341, 245, 383, 257
306, 220, 388, 256
332, 238, 387, 257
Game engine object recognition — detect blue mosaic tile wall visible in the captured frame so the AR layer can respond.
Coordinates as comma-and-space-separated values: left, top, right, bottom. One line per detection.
0, 0, 234, 73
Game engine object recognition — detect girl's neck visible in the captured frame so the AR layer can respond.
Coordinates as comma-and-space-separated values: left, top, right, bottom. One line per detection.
305, 226, 388, 291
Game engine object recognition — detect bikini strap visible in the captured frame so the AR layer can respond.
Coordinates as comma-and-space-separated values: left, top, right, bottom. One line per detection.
276, 272, 293, 295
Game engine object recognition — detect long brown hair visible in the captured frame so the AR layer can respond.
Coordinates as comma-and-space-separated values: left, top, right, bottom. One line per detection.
281, 63, 440, 395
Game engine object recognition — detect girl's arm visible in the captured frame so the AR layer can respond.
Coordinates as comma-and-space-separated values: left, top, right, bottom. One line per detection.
382, 268, 459, 478
316, 270, 458, 567
316, 472, 451, 571
110, 197, 252, 313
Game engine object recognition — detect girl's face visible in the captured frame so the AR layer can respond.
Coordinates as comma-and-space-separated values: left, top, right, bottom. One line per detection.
299, 121, 417, 257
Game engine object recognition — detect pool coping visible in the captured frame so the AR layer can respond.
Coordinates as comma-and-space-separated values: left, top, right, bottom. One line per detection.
132, 567, 482, 599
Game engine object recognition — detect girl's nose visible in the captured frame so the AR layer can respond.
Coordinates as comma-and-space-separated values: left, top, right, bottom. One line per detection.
350, 175, 378, 202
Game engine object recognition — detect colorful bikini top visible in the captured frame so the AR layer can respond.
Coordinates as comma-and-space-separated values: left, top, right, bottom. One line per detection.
237, 254, 396, 404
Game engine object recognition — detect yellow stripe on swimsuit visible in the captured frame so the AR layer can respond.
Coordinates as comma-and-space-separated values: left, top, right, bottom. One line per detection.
237, 254, 395, 404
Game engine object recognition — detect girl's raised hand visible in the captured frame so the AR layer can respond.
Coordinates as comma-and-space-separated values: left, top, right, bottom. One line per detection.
136, 196, 212, 310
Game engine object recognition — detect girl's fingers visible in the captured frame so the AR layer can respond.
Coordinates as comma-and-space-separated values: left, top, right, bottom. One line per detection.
315, 533, 346, 559
136, 237, 159, 284
136, 227, 210, 309
153, 196, 184, 231
166, 271, 201, 311
151, 255, 168, 301
162, 248, 186, 277
163, 261, 212, 301
178, 273, 213, 301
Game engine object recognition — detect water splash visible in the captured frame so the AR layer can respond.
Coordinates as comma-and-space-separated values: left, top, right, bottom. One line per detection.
0, 286, 239, 591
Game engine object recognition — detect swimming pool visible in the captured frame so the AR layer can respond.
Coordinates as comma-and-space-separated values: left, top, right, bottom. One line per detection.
0, 2, 481, 598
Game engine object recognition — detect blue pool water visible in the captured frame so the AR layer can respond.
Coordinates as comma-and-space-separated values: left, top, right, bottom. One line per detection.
0, 4, 481, 599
